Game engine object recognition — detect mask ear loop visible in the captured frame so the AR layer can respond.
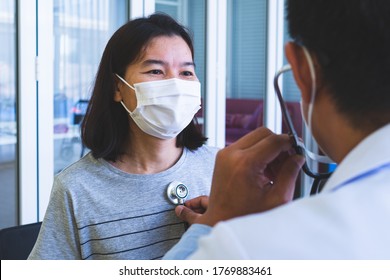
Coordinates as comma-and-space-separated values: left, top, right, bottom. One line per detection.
115, 73, 135, 90
302, 48, 333, 194
273, 64, 332, 195
300, 48, 335, 165
115, 73, 137, 115
301, 47, 316, 132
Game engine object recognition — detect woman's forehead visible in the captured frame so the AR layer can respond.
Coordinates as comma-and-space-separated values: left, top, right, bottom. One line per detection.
138, 35, 192, 61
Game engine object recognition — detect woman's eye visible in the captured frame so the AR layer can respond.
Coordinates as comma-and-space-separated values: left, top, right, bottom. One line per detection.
182, 71, 194, 77
147, 69, 163, 75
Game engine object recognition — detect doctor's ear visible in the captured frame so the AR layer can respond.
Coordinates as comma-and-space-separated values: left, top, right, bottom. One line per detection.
285, 42, 318, 103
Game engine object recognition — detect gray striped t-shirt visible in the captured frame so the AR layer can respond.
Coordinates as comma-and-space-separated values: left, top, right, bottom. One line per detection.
28, 145, 218, 260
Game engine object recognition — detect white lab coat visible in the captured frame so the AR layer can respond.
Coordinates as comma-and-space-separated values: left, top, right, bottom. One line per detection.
189, 124, 390, 259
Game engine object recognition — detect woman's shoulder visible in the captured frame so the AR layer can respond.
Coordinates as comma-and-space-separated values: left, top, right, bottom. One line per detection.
189, 144, 220, 158
184, 145, 220, 166
54, 153, 102, 186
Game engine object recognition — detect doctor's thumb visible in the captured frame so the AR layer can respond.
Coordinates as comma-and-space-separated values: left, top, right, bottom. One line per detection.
175, 205, 200, 225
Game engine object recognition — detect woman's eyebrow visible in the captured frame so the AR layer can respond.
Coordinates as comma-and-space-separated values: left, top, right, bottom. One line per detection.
183, 61, 196, 68
141, 59, 196, 68
141, 59, 165, 66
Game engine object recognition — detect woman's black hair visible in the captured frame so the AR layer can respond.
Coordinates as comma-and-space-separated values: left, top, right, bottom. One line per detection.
286, 0, 390, 131
81, 13, 207, 161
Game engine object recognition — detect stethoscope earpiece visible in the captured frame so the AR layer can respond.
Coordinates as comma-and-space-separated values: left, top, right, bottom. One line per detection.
167, 181, 189, 205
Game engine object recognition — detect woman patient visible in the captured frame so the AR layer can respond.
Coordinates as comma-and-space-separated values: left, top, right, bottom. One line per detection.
29, 13, 218, 260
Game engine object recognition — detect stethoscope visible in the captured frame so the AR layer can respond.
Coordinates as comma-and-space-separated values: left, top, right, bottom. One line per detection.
166, 181, 189, 205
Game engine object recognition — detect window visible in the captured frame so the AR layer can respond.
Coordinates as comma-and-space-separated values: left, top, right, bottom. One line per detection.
53, 0, 128, 173
0, 0, 17, 228
225, 0, 267, 145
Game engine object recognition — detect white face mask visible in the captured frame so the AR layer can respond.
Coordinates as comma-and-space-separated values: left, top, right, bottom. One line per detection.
115, 74, 201, 139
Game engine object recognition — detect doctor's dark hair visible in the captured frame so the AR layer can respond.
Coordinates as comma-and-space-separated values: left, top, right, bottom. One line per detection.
81, 13, 207, 161
286, 0, 390, 131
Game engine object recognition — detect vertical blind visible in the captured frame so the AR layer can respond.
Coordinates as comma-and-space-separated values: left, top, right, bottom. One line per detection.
227, 0, 268, 99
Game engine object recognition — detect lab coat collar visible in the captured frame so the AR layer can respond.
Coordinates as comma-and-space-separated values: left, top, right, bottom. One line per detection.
322, 123, 390, 192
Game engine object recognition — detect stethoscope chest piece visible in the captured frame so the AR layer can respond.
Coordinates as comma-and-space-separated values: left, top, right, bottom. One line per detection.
167, 181, 189, 205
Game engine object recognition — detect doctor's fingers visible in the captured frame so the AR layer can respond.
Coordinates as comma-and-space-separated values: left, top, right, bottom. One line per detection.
227, 126, 275, 151
268, 154, 305, 206
175, 205, 202, 225
183, 195, 209, 213
245, 133, 295, 167
215, 133, 293, 172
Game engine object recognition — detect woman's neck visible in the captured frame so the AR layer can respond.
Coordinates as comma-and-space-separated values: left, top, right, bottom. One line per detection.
111, 131, 183, 174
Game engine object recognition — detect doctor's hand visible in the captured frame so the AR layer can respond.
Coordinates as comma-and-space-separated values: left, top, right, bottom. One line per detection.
180, 127, 305, 227
175, 196, 209, 226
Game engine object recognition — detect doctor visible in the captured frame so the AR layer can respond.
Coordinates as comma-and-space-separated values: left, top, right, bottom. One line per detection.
164, 0, 390, 259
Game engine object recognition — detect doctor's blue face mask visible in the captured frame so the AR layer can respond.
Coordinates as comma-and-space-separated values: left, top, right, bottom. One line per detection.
273, 45, 335, 194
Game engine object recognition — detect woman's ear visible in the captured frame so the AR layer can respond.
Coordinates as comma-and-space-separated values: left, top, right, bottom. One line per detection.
285, 42, 312, 103
113, 75, 123, 102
